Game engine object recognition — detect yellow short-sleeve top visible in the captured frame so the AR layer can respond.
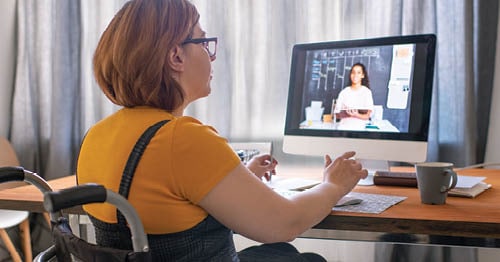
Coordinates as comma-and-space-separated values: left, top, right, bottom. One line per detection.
77, 107, 241, 234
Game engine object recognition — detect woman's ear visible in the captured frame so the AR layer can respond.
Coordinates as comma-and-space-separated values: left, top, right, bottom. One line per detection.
168, 46, 185, 72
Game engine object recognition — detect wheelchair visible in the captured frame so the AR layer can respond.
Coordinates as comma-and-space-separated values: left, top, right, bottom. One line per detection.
0, 166, 55, 262
34, 183, 151, 261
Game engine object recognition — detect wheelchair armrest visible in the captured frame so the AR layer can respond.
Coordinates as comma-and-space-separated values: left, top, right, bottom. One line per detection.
43, 183, 107, 212
0, 166, 25, 183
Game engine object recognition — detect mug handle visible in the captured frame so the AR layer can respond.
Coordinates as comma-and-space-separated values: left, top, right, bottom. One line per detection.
441, 169, 458, 192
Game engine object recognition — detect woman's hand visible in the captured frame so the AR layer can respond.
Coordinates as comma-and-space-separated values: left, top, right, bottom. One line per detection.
246, 154, 278, 181
322, 152, 368, 196
346, 109, 371, 120
346, 109, 358, 117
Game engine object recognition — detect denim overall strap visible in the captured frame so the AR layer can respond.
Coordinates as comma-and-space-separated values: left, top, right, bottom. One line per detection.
117, 120, 169, 225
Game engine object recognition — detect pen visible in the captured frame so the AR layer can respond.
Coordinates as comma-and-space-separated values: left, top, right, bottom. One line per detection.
268, 142, 274, 181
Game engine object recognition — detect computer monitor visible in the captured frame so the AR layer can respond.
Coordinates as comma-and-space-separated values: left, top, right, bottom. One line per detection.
283, 34, 436, 182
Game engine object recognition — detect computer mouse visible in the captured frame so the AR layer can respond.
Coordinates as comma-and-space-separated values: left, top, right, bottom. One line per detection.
335, 196, 363, 207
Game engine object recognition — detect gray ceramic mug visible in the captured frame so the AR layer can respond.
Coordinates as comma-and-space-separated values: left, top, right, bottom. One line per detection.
415, 162, 458, 205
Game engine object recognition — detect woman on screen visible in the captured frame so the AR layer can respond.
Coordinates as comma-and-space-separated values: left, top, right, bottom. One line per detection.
77, 0, 367, 261
334, 62, 374, 130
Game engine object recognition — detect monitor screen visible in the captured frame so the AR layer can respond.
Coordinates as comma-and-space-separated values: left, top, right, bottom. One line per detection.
283, 34, 436, 164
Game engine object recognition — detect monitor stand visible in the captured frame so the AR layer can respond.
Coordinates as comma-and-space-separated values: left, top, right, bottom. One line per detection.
357, 159, 389, 186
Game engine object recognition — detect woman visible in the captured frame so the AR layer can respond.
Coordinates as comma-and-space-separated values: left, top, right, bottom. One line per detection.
77, 0, 367, 261
334, 63, 374, 130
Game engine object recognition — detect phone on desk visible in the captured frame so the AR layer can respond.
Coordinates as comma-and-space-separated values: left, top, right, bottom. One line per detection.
335, 195, 363, 207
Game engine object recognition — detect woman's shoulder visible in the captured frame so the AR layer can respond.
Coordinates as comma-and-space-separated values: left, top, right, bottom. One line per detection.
361, 85, 371, 91
85, 109, 221, 145
90, 107, 173, 128
170, 117, 233, 160
339, 86, 352, 94
174, 116, 220, 137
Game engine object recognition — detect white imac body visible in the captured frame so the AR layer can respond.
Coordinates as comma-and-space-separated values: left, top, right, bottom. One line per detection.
283, 135, 427, 163
282, 35, 436, 184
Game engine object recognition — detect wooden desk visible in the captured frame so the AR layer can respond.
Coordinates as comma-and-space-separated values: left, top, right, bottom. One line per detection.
0, 175, 83, 214
307, 168, 500, 248
1, 168, 499, 248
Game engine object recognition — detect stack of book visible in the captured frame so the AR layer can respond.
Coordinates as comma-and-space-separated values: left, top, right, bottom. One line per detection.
373, 171, 491, 198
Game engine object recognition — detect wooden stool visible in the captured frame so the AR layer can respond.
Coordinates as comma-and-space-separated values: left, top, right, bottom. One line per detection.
0, 209, 32, 262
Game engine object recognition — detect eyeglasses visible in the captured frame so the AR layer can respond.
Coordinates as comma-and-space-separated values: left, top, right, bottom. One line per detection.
181, 37, 218, 58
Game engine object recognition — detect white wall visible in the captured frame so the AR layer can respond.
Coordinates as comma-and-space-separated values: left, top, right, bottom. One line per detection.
485, 3, 500, 168
0, 0, 17, 138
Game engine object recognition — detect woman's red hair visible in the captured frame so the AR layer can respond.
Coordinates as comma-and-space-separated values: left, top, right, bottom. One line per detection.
93, 0, 200, 111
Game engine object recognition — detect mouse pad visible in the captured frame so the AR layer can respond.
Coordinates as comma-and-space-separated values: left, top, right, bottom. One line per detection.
274, 189, 406, 214
333, 192, 406, 214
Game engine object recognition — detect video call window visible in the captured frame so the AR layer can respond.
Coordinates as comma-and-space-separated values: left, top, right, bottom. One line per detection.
300, 44, 415, 133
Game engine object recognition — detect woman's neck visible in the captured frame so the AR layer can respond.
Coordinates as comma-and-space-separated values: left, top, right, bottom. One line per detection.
171, 108, 183, 117
351, 83, 362, 89
172, 102, 189, 117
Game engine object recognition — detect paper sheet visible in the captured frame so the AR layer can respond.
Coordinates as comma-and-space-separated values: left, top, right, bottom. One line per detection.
456, 175, 486, 189
267, 177, 320, 191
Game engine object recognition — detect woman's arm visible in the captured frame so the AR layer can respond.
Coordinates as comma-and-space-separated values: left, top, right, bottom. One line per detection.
348, 109, 372, 120
199, 152, 366, 243
337, 109, 371, 120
